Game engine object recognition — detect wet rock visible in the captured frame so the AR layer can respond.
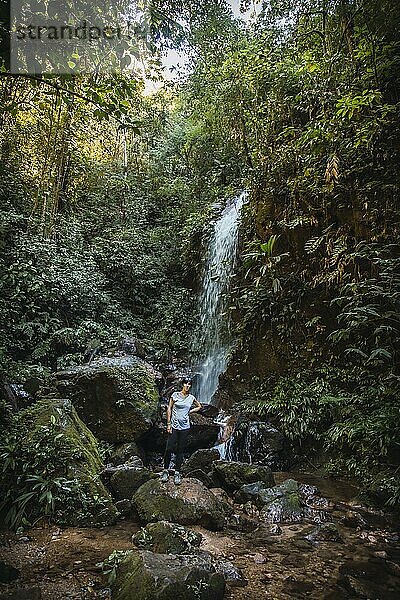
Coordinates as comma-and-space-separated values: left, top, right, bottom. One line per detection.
56, 356, 160, 443
237, 479, 331, 525
269, 524, 282, 535
241, 501, 259, 518
0, 561, 20, 583
253, 553, 266, 564
132, 477, 231, 530
339, 510, 367, 529
226, 513, 259, 533
235, 481, 274, 506
306, 523, 343, 544
109, 443, 144, 467
212, 461, 274, 493
110, 466, 157, 500
182, 449, 220, 476
227, 420, 285, 469
132, 521, 202, 554
15, 536, 31, 544
213, 558, 247, 587
112, 549, 225, 600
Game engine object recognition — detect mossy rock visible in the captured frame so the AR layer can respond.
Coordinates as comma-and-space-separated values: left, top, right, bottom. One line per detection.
132, 478, 230, 531
110, 467, 157, 500
112, 550, 225, 600
4, 397, 117, 527
212, 461, 275, 493
181, 449, 220, 477
56, 356, 159, 443
183, 469, 214, 488
132, 521, 202, 554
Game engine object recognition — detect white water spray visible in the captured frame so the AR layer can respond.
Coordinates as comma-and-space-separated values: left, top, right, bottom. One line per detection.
194, 191, 247, 404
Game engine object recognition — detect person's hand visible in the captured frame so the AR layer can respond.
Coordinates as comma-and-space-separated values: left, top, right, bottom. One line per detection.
167, 424, 172, 434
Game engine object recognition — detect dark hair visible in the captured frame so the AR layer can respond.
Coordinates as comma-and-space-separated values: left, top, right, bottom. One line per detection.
180, 377, 192, 386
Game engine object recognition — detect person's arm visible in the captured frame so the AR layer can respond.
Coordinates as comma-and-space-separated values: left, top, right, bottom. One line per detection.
189, 398, 202, 415
166, 396, 174, 433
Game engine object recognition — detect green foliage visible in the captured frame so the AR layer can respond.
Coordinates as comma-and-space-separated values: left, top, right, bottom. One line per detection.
0, 225, 132, 369
0, 399, 113, 529
239, 373, 347, 447
239, 367, 400, 505
97, 549, 134, 585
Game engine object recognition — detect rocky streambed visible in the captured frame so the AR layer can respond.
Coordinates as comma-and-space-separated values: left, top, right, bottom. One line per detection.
1, 465, 399, 600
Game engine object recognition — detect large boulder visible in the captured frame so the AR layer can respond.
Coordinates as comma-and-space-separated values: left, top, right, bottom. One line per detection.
1, 398, 117, 527
211, 461, 275, 493
132, 521, 202, 554
56, 356, 160, 443
112, 550, 225, 600
131, 523, 246, 588
132, 478, 231, 531
110, 466, 158, 500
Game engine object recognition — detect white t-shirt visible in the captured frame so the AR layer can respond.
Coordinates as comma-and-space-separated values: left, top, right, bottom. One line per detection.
170, 392, 196, 430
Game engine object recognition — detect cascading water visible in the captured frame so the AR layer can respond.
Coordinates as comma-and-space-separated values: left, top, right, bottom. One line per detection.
193, 191, 247, 405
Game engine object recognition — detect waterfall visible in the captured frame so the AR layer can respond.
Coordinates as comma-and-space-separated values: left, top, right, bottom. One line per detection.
193, 191, 247, 405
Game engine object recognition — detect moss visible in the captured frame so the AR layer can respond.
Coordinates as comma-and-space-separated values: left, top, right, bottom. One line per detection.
132, 479, 227, 530
1, 397, 117, 527
133, 521, 202, 554
212, 461, 274, 492
113, 551, 155, 600
113, 551, 226, 600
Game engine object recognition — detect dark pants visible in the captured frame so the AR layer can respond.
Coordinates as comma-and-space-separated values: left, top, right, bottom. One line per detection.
163, 428, 190, 472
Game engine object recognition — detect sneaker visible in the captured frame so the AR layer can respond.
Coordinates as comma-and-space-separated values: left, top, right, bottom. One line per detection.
160, 469, 169, 483
173, 471, 182, 485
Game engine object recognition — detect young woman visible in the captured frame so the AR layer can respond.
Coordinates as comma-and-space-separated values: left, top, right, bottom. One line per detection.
161, 377, 202, 485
